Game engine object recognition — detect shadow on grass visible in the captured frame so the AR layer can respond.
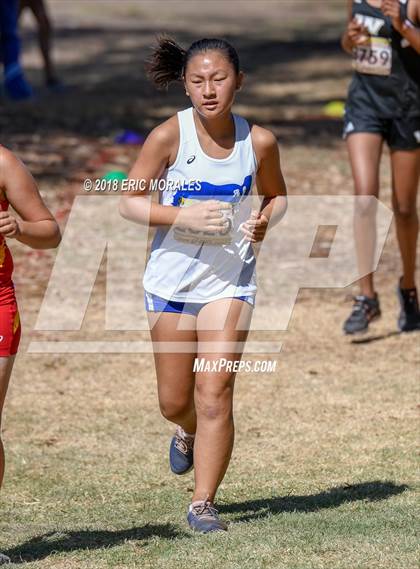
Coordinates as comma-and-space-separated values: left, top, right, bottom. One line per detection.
5, 523, 188, 564
219, 480, 409, 522
350, 331, 403, 345
5, 481, 408, 561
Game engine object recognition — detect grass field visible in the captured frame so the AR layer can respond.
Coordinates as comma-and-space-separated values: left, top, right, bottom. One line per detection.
1, 1, 419, 567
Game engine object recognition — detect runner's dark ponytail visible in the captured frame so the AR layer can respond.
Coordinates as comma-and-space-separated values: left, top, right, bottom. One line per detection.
146, 36, 240, 90
146, 36, 186, 90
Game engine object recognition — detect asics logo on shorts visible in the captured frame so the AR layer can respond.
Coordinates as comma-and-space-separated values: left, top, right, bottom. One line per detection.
345, 122, 355, 134
414, 131, 420, 143
145, 291, 155, 311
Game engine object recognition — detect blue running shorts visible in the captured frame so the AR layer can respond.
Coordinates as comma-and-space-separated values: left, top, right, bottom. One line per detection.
144, 291, 255, 316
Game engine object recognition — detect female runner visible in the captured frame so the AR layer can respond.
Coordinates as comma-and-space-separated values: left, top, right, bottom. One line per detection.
0, 146, 61, 564
120, 37, 287, 533
341, 0, 420, 334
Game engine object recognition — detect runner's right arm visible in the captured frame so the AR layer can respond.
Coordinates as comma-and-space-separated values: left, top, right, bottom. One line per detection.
341, 0, 370, 54
119, 118, 228, 232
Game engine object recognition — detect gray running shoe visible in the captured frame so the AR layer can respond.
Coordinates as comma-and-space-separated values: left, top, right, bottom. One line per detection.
169, 426, 195, 475
187, 499, 228, 533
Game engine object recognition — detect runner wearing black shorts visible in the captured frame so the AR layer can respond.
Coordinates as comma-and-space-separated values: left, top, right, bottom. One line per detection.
341, 0, 420, 334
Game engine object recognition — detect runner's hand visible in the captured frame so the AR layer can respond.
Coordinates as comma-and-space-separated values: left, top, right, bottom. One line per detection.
347, 18, 370, 46
381, 0, 403, 33
240, 210, 269, 243
0, 212, 21, 238
175, 199, 231, 232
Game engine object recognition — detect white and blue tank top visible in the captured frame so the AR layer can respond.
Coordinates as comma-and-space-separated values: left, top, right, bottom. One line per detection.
142, 106, 258, 303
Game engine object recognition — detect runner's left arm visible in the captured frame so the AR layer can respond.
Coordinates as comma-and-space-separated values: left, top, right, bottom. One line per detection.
240, 126, 287, 243
382, 0, 420, 53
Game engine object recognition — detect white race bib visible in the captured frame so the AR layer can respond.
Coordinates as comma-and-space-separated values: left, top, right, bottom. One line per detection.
353, 37, 392, 76
173, 197, 234, 245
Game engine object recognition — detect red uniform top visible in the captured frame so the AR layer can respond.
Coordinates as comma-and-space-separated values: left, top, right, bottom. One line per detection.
0, 196, 21, 355
0, 197, 14, 286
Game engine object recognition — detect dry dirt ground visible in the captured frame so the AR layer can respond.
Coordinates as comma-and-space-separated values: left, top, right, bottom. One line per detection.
0, 2, 418, 568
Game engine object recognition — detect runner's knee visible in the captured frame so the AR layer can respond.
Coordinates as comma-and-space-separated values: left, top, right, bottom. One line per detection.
393, 200, 417, 221
195, 382, 233, 421
354, 194, 378, 217
159, 399, 192, 423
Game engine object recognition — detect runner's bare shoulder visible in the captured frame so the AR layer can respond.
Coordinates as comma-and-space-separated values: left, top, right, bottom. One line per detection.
0, 145, 20, 196
145, 115, 180, 168
250, 124, 279, 169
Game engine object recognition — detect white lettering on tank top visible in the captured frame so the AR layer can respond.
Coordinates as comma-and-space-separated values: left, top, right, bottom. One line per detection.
354, 14, 385, 35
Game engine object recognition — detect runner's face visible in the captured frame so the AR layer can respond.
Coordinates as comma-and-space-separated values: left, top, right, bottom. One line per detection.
184, 50, 243, 118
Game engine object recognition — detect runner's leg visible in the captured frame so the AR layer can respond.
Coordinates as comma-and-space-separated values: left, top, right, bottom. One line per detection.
148, 311, 198, 434
192, 298, 253, 503
390, 149, 420, 289
0, 356, 16, 488
347, 132, 383, 297
24, 0, 56, 85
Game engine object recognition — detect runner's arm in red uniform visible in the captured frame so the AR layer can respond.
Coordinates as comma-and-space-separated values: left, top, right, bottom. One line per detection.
0, 146, 61, 249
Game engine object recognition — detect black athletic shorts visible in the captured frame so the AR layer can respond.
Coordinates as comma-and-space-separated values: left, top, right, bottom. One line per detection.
343, 107, 420, 150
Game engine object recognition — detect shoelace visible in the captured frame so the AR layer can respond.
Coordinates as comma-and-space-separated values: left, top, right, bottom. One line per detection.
174, 430, 194, 455
352, 296, 370, 315
192, 500, 219, 520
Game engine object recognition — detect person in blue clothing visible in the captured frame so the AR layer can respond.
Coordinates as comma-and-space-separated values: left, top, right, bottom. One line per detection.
0, 0, 32, 100
120, 36, 287, 533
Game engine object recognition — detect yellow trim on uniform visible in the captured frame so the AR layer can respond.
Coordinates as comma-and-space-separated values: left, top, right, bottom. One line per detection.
13, 310, 20, 334
0, 240, 5, 268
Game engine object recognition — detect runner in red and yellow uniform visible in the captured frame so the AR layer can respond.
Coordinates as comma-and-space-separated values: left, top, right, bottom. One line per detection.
0, 145, 61, 565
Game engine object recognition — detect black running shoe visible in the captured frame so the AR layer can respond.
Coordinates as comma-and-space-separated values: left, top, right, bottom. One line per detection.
397, 279, 420, 332
343, 293, 381, 335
